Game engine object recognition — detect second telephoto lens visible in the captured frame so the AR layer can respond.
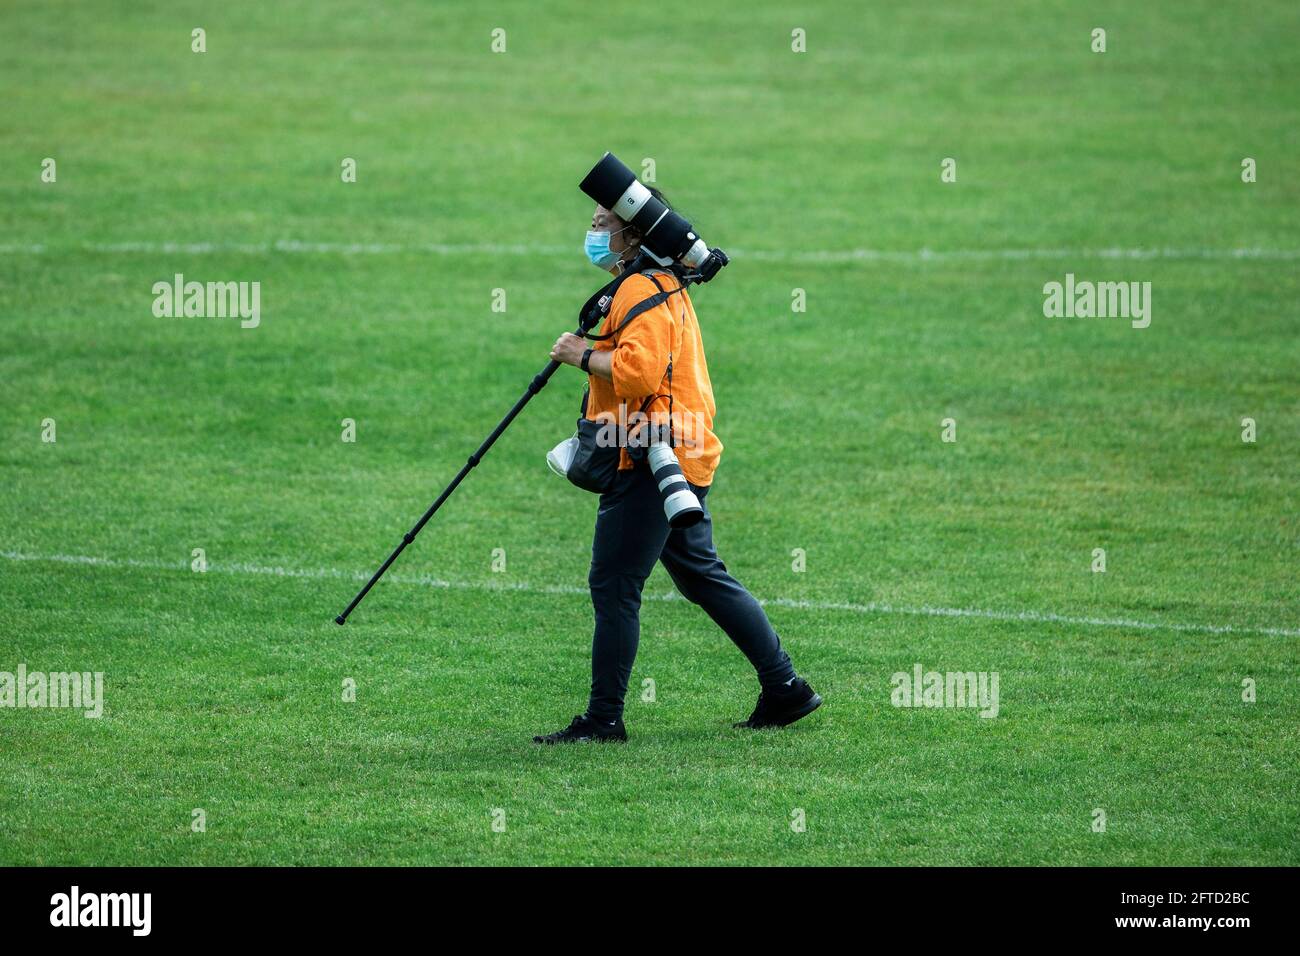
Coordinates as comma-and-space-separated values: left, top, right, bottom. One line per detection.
646, 443, 704, 529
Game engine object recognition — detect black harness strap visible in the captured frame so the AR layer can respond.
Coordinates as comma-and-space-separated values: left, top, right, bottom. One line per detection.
582, 267, 691, 342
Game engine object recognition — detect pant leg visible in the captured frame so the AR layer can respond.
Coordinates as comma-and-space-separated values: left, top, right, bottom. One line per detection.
658, 484, 797, 689
586, 464, 672, 721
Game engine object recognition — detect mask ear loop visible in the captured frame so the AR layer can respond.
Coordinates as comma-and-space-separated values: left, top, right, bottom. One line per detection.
611, 225, 637, 273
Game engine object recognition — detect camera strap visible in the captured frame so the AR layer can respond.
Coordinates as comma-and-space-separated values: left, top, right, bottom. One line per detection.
574, 252, 651, 336
581, 264, 692, 343
644, 271, 680, 446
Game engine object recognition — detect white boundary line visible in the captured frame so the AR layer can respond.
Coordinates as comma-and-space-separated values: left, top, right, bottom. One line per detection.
0, 241, 1297, 263
2, 549, 1295, 638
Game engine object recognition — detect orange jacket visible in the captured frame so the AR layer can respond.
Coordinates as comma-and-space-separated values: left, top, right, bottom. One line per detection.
584, 269, 722, 486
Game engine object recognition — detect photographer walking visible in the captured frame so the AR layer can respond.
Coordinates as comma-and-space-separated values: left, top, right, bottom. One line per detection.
536, 190, 821, 743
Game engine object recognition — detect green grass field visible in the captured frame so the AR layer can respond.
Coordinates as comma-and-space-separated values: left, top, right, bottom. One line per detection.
2, 0, 1297, 865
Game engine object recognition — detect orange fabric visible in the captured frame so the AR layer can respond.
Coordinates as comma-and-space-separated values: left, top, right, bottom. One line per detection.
584, 270, 722, 486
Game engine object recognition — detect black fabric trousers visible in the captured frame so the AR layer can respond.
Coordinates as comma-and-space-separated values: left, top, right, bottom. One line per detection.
586, 461, 797, 721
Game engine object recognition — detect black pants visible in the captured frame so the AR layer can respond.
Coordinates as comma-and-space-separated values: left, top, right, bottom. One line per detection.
587, 461, 797, 721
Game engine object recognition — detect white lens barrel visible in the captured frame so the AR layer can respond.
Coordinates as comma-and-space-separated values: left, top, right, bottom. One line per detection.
662, 489, 703, 527
646, 442, 677, 473
612, 179, 653, 222
647, 443, 704, 528
680, 237, 710, 268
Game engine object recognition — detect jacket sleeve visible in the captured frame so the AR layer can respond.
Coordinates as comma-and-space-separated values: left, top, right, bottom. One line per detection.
607, 274, 676, 400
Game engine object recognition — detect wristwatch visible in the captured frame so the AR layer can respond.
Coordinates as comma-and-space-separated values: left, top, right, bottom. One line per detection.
580, 348, 594, 372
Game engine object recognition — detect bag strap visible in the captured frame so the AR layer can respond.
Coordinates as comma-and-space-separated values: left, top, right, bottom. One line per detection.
583, 269, 690, 342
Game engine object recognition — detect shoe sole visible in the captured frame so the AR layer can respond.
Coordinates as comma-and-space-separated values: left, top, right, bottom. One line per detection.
735, 692, 823, 729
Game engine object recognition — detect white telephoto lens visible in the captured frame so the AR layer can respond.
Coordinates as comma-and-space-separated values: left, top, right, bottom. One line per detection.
646, 443, 704, 528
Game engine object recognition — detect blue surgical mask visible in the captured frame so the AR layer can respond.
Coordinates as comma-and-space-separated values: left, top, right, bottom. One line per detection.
585, 227, 627, 269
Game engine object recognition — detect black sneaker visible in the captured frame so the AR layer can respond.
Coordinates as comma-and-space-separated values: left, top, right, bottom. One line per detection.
734, 678, 823, 729
533, 713, 628, 745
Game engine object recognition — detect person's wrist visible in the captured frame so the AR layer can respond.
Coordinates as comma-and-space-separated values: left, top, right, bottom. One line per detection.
580, 347, 594, 372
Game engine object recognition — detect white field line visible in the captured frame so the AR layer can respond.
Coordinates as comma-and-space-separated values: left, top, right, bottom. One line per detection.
0, 240, 1298, 263
2, 549, 1295, 639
